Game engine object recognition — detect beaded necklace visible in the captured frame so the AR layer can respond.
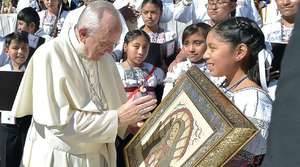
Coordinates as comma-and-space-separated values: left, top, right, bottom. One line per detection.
221, 75, 248, 93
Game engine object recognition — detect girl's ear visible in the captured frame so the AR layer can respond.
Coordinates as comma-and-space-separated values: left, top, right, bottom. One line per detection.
29, 22, 36, 33
233, 43, 249, 62
4, 46, 9, 54
123, 43, 128, 53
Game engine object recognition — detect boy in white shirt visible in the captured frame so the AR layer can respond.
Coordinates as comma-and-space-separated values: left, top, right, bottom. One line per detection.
0, 32, 29, 71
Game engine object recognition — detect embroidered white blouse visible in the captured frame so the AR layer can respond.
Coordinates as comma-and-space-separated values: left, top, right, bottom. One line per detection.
116, 62, 165, 98
38, 10, 69, 37
224, 87, 273, 156
262, 20, 294, 43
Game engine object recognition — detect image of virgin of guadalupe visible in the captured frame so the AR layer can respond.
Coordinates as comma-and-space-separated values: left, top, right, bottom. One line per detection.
141, 107, 194, 167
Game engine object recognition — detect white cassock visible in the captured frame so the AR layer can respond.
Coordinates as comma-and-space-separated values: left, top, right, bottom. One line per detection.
11, 26, 127, 167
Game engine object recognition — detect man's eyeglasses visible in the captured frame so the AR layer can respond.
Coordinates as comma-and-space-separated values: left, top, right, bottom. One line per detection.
206, 0, 232, 9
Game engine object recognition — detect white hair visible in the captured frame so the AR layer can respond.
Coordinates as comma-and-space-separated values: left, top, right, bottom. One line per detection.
76, 1, 120, 34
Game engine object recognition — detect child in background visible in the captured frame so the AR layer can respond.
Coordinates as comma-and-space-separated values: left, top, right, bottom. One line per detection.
17, 7, 50, 41
38, 0, 68, 37
0, 32, 29, 71
115, 29, 165, 167
116, 29, 165, 101
163, 22, 213, 98
204, 17, 272, 166
140, 0, 177, 72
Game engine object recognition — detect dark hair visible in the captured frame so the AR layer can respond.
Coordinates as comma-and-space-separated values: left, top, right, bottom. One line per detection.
5, 32, 29, 48
141, 0, 163, 13
17, 7, 40, 32
122, 29, 150, 60
182, 22, 211, 44
212, 17, 266, 86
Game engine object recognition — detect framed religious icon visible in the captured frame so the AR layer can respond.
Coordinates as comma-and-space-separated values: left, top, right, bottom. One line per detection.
124, 66, 259, 167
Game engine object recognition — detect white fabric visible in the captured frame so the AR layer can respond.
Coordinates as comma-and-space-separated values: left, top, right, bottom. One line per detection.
38, 10, 69, 37
147, 31, 177, 44
258, 48, 273, 91
16, 0, 40, 13
11, 27, 127, 167
268, 79, 277, 101
116, 62, 165, 98
60, 6, 85, 36
162, 59, 223, 98
0, 63, 26, 71
235, 0, 262, 26
261, 0, 280, 25
262, 20, 294, 43
174, 0, 262, 26
34, 28, 52, 42
116, 62, 165, 88
225, 87, 273, 155
0, 14, 17, 37
174, 0, 208, 24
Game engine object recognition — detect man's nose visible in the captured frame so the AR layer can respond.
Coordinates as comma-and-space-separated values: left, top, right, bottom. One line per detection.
104, 45, 114, 54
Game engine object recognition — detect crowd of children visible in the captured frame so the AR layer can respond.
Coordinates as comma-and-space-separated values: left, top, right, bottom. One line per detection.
0, 0, 299, 166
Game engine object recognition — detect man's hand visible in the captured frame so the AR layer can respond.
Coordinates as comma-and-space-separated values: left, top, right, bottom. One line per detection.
118, 95, 157, 127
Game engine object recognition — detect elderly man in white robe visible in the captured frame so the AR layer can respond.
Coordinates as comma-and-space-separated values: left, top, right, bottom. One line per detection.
11, 1, 157, 167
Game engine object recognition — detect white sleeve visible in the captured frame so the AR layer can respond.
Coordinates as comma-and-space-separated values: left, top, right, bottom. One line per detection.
236, 0, 262, 27
160, 2, 174, 23
47, 109, 119, 143
249, 0, 263, 27
173, 2, 193, 23
16, 0, 30, 12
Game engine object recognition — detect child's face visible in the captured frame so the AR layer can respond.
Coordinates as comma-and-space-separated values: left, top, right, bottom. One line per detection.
6, 40, 29, 66
124, 36, 150, 66
204, 30, 237, 77
17, 20, 36, 34
182, 33, 207, 63
141, 3, 161, 28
